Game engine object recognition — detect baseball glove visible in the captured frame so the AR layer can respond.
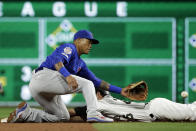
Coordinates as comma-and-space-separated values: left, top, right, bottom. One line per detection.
124, 81, 148, 101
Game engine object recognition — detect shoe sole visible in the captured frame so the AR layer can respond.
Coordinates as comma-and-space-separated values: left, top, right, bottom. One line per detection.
87, 117, 113, 122
0, 117, 8, 123
7, 102, 27, 123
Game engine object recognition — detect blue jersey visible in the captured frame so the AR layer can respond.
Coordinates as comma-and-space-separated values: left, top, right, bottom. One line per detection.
39, 43, 101, 87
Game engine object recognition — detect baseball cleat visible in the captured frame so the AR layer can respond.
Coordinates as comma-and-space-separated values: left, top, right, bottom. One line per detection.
87, 114, 114, 122
0, 117, 8, 123
7, 101, 29, 123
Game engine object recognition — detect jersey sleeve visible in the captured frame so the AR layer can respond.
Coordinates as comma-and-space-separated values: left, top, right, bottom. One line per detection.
78, 60, 102, 88
49, 44, 75, 67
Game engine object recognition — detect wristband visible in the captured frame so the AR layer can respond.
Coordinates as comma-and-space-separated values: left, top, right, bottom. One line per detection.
59, 67, 71, 77
109, 85, 122, 94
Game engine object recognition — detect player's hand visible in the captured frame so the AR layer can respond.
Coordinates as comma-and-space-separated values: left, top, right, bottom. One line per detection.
121, 87, 129, 97
65, 75, 78, 90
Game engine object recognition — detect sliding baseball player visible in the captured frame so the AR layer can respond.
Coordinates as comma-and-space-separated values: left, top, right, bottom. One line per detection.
70, 88, 196, 122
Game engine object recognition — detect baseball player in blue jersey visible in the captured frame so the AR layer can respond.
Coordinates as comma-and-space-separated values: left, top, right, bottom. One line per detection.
7, 30, 129, 123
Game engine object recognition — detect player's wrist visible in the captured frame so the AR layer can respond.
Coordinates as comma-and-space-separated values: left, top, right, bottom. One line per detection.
59, 67, 71, 77
109, 85, 122, 94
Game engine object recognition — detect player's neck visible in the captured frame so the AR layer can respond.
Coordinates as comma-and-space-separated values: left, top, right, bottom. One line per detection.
74, 43, 82, 56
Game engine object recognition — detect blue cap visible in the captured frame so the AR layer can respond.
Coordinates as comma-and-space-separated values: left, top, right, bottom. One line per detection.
73, 30, 99, 44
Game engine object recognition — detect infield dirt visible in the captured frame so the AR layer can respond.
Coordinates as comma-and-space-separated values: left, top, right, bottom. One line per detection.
0, 123, 98, 131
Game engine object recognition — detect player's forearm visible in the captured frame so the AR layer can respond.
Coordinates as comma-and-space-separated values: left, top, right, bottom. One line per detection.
99, 80, 122, 94
54, 62, 71, 77
55, 62, 78, 89
99, 80, 110, 90
54, 62, 64, 71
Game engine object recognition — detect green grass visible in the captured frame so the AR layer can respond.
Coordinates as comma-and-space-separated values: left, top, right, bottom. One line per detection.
93, 122, 196, 131
0, 107, 15, 119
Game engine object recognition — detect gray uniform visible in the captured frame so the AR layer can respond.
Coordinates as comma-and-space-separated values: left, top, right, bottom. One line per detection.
23, 68, 99, 122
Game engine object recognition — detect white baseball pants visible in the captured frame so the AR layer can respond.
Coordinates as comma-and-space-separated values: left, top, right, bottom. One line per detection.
149, 98, 196, 121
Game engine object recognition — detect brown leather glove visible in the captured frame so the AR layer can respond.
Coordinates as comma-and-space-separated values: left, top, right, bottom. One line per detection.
123, 81, 148, 101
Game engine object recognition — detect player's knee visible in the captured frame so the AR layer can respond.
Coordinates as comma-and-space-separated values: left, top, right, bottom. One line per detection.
60, 113, 70, 121
83, 79, 94, 88
87, 81, 94, 87
65, 114, 70, 120
54, 109, 70, 121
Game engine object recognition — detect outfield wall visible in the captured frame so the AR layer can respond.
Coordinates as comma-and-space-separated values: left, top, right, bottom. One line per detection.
0, 1, 196, 106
